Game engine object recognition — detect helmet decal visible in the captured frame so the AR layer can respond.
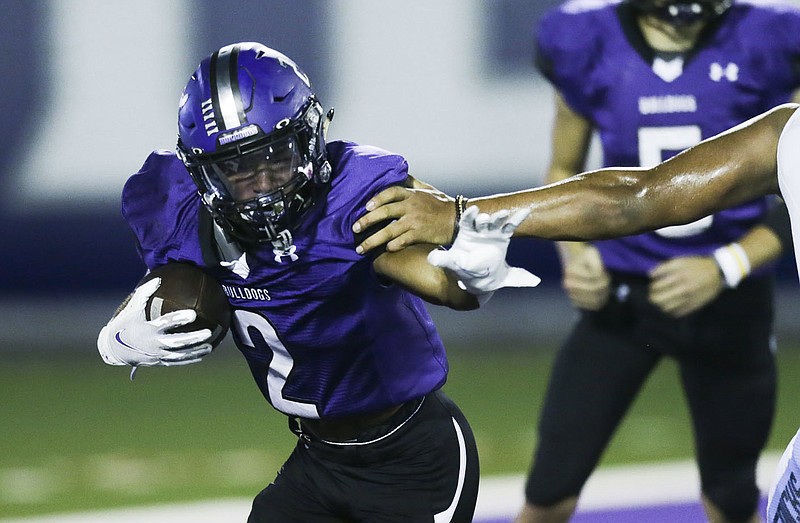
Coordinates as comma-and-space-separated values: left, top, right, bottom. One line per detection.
201, 98, 217, 136
218, 124, 259, 145
209, 44, 247, 133
275, 55, 311, 88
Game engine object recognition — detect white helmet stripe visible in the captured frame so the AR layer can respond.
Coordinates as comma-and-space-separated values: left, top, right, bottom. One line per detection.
213, 44, 244, 130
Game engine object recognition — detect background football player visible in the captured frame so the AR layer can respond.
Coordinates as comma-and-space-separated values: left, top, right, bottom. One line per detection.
352, 103, 800, 523
518, 1, 800, 521
96, 42, 538, 522
357, 0, 800, 521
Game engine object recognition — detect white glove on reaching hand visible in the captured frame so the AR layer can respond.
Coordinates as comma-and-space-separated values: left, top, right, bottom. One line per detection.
427, 205, 541, 305
97, 278, 214, 370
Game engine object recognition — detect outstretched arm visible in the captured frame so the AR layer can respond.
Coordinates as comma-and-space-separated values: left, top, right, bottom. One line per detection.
354, 104, 794, 253
371, 244, 480, 311
371, 207, 539, 310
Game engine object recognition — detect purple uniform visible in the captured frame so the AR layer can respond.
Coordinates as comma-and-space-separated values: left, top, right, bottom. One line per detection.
536, 0, 800, 275
122, 141, 447, 419
525, 4, 793, 520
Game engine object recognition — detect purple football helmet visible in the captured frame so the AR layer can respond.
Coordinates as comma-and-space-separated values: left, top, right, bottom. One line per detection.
627, 0, 733, 26
177, 42, 332, 245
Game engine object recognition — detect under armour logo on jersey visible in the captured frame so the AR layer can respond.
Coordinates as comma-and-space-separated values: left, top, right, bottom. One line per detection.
709, 62, 739, 82
273, 245, 299, 263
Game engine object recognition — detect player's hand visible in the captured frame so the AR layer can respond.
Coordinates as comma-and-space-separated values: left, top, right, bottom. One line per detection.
353, 186, 455, 254
561, 245, 610, 311
648, 256, 724, 317
97, 278, 214, 368
427, 206, 541, 301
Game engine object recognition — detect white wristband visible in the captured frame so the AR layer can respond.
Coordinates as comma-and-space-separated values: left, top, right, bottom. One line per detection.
713, 242, 751, 288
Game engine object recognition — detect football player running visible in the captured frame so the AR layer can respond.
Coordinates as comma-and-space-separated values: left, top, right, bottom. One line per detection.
96, 43, 539, 522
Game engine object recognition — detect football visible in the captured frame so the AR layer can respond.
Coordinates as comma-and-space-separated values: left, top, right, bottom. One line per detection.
140, 263, 231, 349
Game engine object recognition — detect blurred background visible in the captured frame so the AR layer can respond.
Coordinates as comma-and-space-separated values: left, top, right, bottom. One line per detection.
1, 0, 799, 520
1, 0, 577, 350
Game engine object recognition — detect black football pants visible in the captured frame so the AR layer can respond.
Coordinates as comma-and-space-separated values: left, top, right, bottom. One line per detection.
249, 390, 480, 523
526, 275, 776, 522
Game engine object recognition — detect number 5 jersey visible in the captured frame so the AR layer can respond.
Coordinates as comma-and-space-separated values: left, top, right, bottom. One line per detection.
535, 0, 800, 274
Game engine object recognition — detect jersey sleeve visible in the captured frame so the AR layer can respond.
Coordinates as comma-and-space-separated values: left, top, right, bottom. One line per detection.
121, 151, 204, 270
325, 141, 410, 245
746, 3, 800, 107
534, 3, 604, 119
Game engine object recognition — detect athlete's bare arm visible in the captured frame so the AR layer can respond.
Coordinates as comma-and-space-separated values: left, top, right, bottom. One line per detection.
372, 245, 480, 311
353, 104, 794, 253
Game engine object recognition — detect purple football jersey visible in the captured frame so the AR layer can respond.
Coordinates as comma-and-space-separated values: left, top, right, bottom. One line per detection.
122, 142, 448, 419
537, 0, 800, 274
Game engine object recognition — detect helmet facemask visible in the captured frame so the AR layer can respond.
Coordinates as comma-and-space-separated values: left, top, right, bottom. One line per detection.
629, 0, 732, 26
180, 99, 331, 247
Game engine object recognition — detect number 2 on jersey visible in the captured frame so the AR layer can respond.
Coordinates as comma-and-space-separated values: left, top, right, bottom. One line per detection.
233, 310, 319, 418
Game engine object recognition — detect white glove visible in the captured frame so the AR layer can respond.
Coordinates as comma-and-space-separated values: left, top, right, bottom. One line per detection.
427, 206, 541, 304
97, 278, 214, 370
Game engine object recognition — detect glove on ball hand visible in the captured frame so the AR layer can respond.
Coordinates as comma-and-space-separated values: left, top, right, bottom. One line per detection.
97, 278, 213, 369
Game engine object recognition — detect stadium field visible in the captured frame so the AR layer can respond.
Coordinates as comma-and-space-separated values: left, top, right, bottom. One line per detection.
0, 456, 784, 522
2, 343, 799, 520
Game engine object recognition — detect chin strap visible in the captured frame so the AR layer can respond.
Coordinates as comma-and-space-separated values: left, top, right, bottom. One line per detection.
213, 221, 245, 262
272, 230, 293, 250
213, 222, 252, 279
